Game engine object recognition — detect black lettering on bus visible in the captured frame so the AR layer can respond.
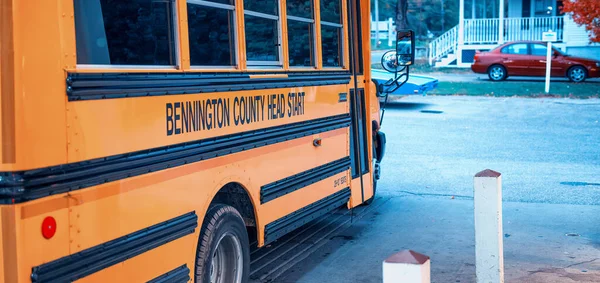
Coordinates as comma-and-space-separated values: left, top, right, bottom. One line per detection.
240, 96, 246, 125
300, 92, 305, 115
215, 98, 222, 128
182, 101, 189, 133
188, 101, 196, 132
270, 94, 277, 120
233, 97, 240, 126
223, 98, 230, 127
174, 102, 181, 135
195, 100, 201, 131
279, 93, 286, 119
198, 100, 206, 130
166, 103, 174, 136
206, 99, 213, 130
258, 95, 265, 122
287, 93, 293, 117
246, 96, 253, 124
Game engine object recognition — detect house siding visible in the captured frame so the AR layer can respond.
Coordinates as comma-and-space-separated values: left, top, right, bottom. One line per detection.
563, 15, 600, 60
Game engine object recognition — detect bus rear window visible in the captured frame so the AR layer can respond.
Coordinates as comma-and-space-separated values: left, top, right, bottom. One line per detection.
74, 0, 177, 66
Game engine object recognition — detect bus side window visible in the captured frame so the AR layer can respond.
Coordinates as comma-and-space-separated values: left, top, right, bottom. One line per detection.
320, 0, 342, 67
74, 0, 177, 66
187, 0, 237, 67
286, 0, 315, 67
244, 0, 282, 66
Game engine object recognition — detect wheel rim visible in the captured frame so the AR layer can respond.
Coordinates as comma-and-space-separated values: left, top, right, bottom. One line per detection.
490, 66, 504, 80
570, 68, 585, 82
210, 232, 243, 283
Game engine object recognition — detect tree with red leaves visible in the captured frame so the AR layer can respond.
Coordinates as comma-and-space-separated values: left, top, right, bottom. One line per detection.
561, 0, 600, 43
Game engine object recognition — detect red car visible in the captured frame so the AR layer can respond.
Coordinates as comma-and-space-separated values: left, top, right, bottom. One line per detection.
471, 41, 600, 82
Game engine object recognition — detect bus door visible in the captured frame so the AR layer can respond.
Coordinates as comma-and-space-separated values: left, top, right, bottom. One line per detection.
347, 0, 370, 203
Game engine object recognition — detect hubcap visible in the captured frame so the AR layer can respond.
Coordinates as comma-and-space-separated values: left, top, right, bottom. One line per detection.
490, 67, 504, 80
570, 68, 585, 82
209, 232, 243, 283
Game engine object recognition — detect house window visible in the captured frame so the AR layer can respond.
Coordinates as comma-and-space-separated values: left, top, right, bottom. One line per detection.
187, 0, 237, 67
534, 0, 553, 16
244, 0, 281, 66
74, 0, 177, 66
320, 0, 343, 67
502, 44, 528, 55
287, 0, 315, 67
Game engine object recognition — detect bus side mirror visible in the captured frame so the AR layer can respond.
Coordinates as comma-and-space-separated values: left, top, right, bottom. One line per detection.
396, 30, 415, 66
380, 30, 415, 73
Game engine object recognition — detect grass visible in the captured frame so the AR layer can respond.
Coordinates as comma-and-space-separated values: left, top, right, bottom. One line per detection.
372, 59, 473, 74
371, 59, 599, 98
428, 81, 600, 98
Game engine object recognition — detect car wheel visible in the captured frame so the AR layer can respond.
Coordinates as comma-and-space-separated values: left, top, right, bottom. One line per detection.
195, 204, 249, 283
488, 65, 507, 81
567, 66, 587, 83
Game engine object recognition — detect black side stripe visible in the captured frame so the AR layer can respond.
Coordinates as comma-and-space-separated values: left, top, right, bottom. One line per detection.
264, 188, 351, 244
31, 212, 198, 283
147, 265, 190, 283
0, 114, 350, 204
260, 157, 351, 204
66, 71, 351, 101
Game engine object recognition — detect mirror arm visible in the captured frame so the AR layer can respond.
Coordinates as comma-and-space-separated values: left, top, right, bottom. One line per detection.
378, 66, 410, 126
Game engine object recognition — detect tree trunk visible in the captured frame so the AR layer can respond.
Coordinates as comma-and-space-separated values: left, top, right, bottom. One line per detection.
396, 0, 409, 31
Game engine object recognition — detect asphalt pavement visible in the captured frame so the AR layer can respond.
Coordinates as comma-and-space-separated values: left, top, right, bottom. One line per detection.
379, 95, 600, 206
271, 95, 600, 283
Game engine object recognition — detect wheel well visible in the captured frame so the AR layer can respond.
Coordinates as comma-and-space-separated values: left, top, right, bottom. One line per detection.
210, 182, 256, 228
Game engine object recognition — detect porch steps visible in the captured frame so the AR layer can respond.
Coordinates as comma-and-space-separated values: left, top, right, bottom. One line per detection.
434, 53, 457, 67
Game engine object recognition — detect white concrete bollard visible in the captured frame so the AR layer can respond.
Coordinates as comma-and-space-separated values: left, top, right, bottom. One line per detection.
474, 169, 504, 283
382, 250, 430, 283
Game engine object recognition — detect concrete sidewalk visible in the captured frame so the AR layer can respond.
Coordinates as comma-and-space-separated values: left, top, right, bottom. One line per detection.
277, 194, 600, 283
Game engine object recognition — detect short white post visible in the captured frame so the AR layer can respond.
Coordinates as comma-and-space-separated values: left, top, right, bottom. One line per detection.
382, 250, 430, 283
474, 169, 504, 283
545, 40, 553, 93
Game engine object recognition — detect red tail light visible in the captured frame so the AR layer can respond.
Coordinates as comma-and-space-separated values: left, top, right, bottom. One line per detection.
42, 216, 57, 239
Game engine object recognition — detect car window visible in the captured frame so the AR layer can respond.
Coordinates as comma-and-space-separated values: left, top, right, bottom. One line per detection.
530, 44, 547, 56
501, 44, 528, 55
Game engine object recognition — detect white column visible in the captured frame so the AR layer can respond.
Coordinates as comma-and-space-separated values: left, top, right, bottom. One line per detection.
474, 169, 505, 283
374, 0, 380, 47
458, 0, 465, 65
383, 250, 430, 283
499, 0, 505, 43
388, 18, 393, 47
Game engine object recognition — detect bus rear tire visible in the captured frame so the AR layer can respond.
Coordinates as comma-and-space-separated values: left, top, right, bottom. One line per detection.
195, 204, 250, 283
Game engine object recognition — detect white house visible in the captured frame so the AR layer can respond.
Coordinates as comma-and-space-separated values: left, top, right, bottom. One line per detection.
428, 0, 600, 67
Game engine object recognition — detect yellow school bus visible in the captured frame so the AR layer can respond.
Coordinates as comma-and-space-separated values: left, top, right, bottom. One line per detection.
0, 0, 410, 282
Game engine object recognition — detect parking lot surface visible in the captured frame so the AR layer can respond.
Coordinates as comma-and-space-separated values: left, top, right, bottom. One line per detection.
264, 95, 600, 282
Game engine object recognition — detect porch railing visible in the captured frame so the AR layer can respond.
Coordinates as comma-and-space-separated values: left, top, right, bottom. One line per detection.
464, 16, 564, 44
428, 25, 458, 65
503, 16, 564, 42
